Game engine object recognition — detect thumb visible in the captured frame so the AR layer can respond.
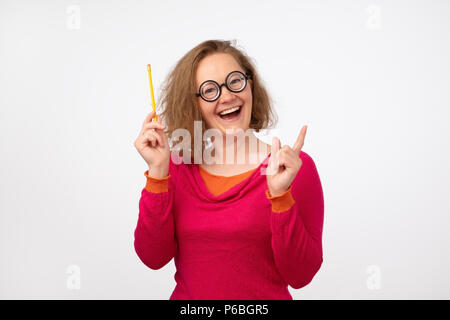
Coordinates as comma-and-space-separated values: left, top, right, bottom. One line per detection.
271, 136, 280, 155
267, 137, 281, 176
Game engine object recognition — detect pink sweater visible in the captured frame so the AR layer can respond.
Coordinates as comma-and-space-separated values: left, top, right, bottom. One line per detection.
134, 151, 324, 300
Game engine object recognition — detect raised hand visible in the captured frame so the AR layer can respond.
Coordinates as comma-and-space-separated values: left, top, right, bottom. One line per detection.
266, 125, 307, 196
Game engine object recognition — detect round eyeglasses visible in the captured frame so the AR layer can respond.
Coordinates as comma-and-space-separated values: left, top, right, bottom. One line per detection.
195, 70, 251, 102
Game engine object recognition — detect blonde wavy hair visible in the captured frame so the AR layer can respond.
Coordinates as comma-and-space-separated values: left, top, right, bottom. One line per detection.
158, 39, 278, 163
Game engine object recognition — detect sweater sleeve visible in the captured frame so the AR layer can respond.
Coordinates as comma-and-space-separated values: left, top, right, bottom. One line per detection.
134, 159, 178, 270
267, 151, 324, 289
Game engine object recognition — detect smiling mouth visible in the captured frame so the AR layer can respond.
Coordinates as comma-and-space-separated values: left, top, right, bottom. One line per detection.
217, 105, 242, 120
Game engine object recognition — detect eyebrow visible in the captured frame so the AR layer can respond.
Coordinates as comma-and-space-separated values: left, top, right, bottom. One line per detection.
198, 70, 245, 84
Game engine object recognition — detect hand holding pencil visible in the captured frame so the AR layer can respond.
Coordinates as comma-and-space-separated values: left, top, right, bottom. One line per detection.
134, 65, 171, 178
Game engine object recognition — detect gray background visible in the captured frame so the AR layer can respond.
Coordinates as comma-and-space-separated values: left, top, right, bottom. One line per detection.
1, 0, 449, 299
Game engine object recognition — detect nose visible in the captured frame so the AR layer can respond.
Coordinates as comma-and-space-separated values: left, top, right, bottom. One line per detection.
219, 84, 235, 102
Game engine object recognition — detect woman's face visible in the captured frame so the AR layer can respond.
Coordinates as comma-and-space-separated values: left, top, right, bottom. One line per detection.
195, 53, 253, 135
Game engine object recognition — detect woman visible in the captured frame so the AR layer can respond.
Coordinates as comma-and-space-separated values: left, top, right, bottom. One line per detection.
133, 40, 324, 300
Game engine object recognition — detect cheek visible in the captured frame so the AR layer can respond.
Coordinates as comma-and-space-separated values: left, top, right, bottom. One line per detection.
199, 101, 219, 123
243, 91, 253, 111
244, 85, 253, 103
199, 101, 212, 115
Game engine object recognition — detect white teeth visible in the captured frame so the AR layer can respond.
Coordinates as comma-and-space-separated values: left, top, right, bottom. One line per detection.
219, 106, 241, 116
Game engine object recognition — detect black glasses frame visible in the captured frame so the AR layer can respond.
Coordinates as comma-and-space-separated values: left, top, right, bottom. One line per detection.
195, 70, 251, 102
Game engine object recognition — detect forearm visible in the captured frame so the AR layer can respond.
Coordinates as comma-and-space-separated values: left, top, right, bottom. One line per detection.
270, 204, 323, 289
134, 173, 177, 269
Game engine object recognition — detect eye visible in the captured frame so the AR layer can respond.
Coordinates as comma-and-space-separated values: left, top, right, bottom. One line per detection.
201, 82, 218, 98
228, 73, 245, 90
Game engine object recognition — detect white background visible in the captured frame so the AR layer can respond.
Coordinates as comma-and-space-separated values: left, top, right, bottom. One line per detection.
1, 0, 449, 299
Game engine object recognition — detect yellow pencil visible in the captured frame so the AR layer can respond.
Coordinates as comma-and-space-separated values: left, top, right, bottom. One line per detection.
147, 64, 157, 122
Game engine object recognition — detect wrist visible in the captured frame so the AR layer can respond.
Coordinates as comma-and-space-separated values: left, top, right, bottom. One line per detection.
268, 185, 290, 197
147, 165, 169, 178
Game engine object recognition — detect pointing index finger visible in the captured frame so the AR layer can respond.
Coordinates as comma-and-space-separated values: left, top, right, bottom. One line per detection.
292, 125, 307, 154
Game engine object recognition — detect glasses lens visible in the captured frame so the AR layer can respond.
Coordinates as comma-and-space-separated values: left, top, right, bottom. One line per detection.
227, 72, 246, 91
201, 81, 219, 101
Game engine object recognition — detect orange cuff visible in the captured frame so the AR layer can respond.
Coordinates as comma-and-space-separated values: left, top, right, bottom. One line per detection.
265, 186, 295, 213
144, 170, 170, 193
